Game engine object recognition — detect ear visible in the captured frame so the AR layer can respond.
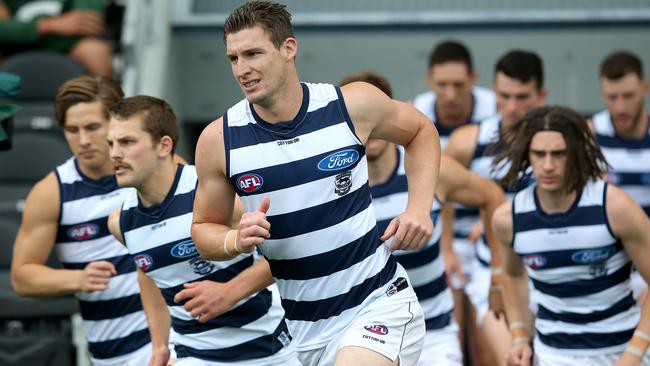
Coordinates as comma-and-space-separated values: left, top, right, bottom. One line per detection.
642, 79, 649, 97
426, 67, 435, 90
281, 37, 298, 61
538, 87, 549, 104
158, 135, 174, 158
469, 70, 478, 86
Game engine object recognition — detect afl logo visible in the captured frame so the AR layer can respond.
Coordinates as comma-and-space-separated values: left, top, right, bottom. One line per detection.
237, 174, 264, 193
523, 254, 546, 269
318, 149, 359, 172
134, 254, 154, 271
170, 240, 198, 259
67, 223, 99, 241
364, 324, 389, 336
571, 248, 616, 264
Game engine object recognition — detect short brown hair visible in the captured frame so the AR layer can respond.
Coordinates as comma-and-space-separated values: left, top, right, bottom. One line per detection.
55, 76, 124, 127
600, 51, 644, 80
223, 1, 294, 49
339, 70, 393, 98
109, 96, 180, 154
493, 106, 609, 193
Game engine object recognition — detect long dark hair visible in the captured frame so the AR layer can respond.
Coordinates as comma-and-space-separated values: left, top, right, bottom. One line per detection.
493, 106, 609, 193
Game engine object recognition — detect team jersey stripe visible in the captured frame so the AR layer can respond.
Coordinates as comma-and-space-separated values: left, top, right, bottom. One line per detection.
281, 258, 396, 322
424, 310, 453, 331
596, 134, 650, 149
515, 205, 607, 231
267, 230, 380, 281
392, 241, 439, 269
61, 253, 135, 275
536, 328, 634, 350
537, 292, 635, 324
171, 290, 272, 334
530, 262, 632, 297
412, 274, 447, 301
174, 320, 290, 362
78, 293, 142, 321
87, 327, 150, 360
120, 191, 194, 231
266, 184, 372, 240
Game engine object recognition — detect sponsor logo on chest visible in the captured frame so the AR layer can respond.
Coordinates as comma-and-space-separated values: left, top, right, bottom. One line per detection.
134, 254, 154, 271
170, 240, 198, 258
571, 247, 616, 264
237, 174, 264, 193
317, 149, 359, 172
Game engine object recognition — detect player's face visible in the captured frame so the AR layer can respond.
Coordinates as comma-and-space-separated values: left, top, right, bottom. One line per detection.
63, 101, 111, 174
107, 116, 159, 189
495, 72, 546, 128
428, 62, 475, 118
600, 73, 648, 135
529, 131, 568, 194
365, 138, 390, 161
226, 25, 295, 108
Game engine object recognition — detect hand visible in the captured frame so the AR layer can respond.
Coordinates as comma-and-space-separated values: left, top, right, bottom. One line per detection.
380, 209, 433, 251
614, 351, 643, 366
236, 197, 271, 253
443, 249, 465, 289
489, 280, 506, 320
147, 345, 171, 366
467, 220, 483, 242
79, 261, 116, 293
506, 343, 532, 366
174, 281, 238, 323
39, 10, 105, 37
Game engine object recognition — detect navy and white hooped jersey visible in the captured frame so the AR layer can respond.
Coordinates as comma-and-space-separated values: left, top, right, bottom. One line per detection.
54, 157, 149, 361
370, 146, 454, 332
512, 180, 638, 355
120, 164, 293, 364
412, 85, 496, 148
593, 109, 650, 217
224, 82, 401, 351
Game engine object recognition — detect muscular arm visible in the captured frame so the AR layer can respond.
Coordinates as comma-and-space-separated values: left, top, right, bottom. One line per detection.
492, 202, 531, 349
138, 270, 171, 364
11, 173, 84, 296
343, 82, 440, 250
438, 156, 506, 268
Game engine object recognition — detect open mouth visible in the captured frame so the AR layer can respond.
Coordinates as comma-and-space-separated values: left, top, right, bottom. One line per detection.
243, 80, 260, 89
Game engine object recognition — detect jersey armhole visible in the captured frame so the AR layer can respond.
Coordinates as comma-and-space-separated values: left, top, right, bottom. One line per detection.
602, 182, 617, 239
335, 86, 363, 145
53, 170, 63, 225
509, 199, 517, 248
118, 203, 129, 248
222, 113, 232, 180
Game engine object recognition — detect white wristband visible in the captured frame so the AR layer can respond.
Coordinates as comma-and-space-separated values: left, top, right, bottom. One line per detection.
512, 336, 529, 345
509, 321, 529, 331
625, 346, 645, 358
232, 231, 243, 254
491, 267, 503, 275
223, 230, 235, 256
634, 330, 650, 343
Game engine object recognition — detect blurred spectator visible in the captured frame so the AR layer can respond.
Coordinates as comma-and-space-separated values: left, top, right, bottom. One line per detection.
0, 0, 112, 76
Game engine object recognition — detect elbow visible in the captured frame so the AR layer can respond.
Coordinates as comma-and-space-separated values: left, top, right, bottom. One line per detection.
11, 268, 31, 297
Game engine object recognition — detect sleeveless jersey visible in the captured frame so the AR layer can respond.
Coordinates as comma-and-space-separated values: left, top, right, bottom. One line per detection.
54, 157, 149, 360
120, 164, 292, 364
593, 109, 650, 216
412, 85, 496, 148
370, 146, 454, 331
223, 82, 399, 351
512, 180, 638, 355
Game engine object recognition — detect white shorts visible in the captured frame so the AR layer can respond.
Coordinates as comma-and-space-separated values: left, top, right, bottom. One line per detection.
451, 238, 476, 287
465, 257, 490, 324
91, 343, 151, 366
174, 343, 300, 366
417, 325, 462, 366
297, 274, 425, 366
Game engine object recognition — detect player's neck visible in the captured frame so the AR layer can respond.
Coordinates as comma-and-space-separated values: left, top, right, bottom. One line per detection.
536, 187, 576, 214
78, 160, 114, 181
137, 160, 178, 208
253, 75, 303, 124
368, 146, 397, 186
435, 95, 472, 127
616, 108, 649, 139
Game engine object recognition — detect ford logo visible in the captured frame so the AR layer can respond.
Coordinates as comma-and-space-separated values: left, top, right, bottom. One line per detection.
317, 149, 359, 172
571, 248, 616, 264
170, 240, 198, 258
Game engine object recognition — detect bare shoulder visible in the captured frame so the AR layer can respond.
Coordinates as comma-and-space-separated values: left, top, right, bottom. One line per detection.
195, 117, 226, 175
23, 172, 60, 223
443, 123, 479, 166
107, 208, 124, 244
340, 81, 392, 141
492, 200, 514, 239
605, 183, 646, 235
